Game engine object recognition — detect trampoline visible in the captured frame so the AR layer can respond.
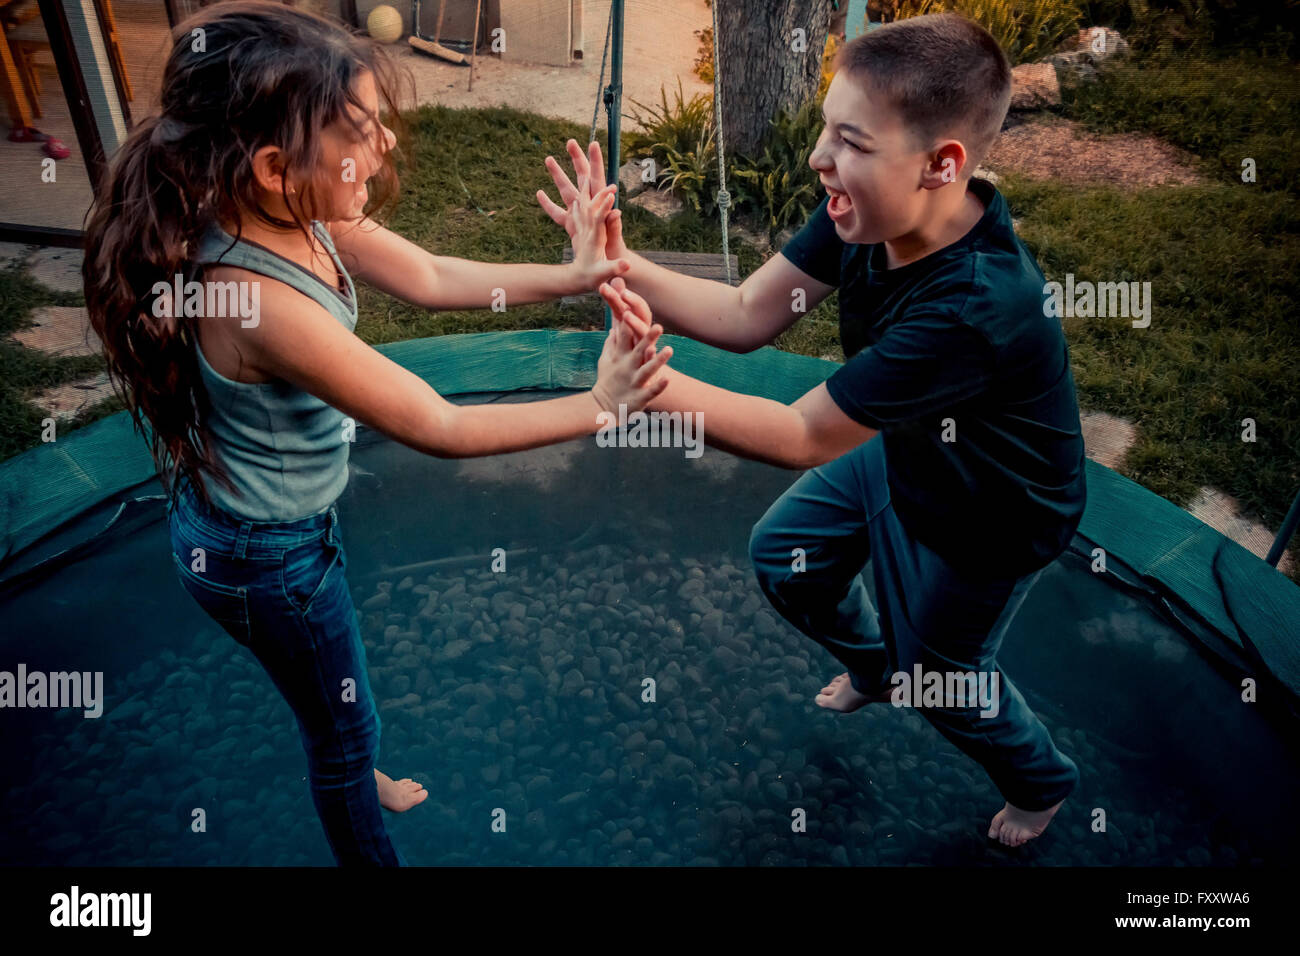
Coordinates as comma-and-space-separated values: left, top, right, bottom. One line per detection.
1, 331, 1298, 866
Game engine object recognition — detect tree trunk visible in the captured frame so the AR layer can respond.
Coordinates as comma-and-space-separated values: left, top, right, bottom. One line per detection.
715, 0, 834, 158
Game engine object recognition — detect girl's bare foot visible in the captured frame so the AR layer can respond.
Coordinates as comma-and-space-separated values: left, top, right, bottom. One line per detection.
815, 672, 895, 712
375, 769, 428, 812
988, 799, 1063, 846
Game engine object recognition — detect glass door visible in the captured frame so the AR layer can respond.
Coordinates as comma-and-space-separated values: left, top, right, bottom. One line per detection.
0, 0, 108, 244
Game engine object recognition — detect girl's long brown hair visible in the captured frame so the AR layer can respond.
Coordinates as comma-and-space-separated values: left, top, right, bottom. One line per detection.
83, 0, 409, 511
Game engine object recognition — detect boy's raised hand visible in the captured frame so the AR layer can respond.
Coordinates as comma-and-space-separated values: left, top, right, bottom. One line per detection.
591, 293, 672, 416
538, 139, 630, 268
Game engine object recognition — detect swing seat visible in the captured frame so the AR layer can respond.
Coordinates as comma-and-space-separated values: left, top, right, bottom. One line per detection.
559, 247, 739, 306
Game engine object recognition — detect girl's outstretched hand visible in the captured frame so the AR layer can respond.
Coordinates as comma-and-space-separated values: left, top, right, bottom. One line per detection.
538, 139, 631, 270
565, 172, 630, 290
591, 287, 672, 416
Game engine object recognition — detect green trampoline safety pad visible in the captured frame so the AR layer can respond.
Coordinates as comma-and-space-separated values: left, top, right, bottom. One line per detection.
1, 330, 1297, 710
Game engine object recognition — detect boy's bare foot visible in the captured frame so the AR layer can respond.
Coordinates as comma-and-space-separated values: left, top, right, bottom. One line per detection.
375, 769, 428, 812
988, 799, 1063, 846
815, 672, 895, 713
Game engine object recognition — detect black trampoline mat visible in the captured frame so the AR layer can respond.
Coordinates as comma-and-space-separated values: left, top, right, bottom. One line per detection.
2, 403, 1297, 866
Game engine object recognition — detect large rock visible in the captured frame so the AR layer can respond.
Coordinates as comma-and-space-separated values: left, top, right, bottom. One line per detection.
1045, 27, 1130, 84
1072, 26, 1129, 61
1045, 50, 1099, 83
618, 159, 653, 199
1009, 62, 1061, 110
629, 188, 684, 220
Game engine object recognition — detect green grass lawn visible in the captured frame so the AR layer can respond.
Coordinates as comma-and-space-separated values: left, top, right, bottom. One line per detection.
0, 263, 101, 461
1004, 174, 1299, 530
1051, 48, 1300, 570
2, 53, 1296, 574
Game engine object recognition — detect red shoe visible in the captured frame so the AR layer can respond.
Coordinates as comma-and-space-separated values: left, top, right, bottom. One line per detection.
9, 126, 63, 149
42, 137, 70, 159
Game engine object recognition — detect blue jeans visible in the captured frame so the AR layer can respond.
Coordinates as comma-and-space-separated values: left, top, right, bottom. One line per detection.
166, 478, 403, 866
749, 437, 1079, 812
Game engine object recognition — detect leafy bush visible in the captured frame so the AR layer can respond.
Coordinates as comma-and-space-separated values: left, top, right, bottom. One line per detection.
894, 0, 1083, 64
658, 126, 721, 215
731, 99, 825, 237
624, 80, 713, 160
1081, 0, 1299, 56
626, 79, 825, 236
625, 80, 722, 214
874, 0, 1296, 56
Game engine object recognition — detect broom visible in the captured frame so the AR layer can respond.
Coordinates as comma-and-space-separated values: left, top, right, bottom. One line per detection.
467, 0, 482, 91
408, 0, 468, 65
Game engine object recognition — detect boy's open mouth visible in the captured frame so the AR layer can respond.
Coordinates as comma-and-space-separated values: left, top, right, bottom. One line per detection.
825, 184, 853, 221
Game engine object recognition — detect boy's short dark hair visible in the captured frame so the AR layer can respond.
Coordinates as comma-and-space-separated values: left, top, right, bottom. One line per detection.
834, 13, 1011, 174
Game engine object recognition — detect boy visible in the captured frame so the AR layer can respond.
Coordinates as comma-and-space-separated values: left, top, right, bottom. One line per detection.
539, 13, 1085, 846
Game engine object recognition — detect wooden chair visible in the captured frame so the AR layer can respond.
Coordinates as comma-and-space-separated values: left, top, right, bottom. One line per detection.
8, 32, 47, 120
96, 0, 133, 102
2, 0, 45, 118
5, 0, 133, 120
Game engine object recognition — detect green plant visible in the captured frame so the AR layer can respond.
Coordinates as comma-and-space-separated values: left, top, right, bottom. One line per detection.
731, 99, 824, 237
1121, 0, 1213, 51
627, 74, 827, 230
625, 80, 721, 214
625, 80, 713, 161
896, 0, 1083, 64
658, 126, 721, 214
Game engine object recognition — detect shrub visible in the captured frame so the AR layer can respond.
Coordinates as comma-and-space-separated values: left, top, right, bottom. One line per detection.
1081, 1, 1299, 56
659, 126, 722, 215
624, 80, 713, 166
894, 0, 1083, 64
627, 78, 826, 234
626, 81, 722, 215
731, 99, 824, 238
819, 34, 840, 98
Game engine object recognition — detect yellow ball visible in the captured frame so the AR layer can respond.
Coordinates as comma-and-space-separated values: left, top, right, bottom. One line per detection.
366, 5, 404, 44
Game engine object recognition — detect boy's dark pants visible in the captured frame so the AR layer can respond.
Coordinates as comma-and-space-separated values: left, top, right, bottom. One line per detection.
749, 436, 1079, 812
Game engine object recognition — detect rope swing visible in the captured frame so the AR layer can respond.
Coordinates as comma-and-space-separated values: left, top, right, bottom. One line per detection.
593, 0, 734, 288
709, 0, 733, 285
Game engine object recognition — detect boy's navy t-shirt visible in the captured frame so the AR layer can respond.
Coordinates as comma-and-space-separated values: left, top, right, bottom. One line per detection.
780, 176, 1086, 577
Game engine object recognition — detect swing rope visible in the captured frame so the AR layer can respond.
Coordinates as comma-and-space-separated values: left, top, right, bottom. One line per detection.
588, 1, 733, 285
710, 0, 733, 285
589, 9, 613, 149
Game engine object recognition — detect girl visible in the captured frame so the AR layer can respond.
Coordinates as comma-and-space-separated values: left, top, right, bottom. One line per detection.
81, 1, 670, 866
